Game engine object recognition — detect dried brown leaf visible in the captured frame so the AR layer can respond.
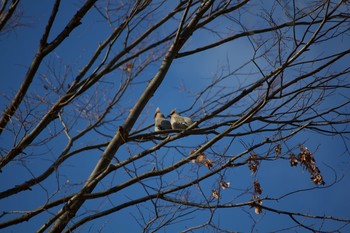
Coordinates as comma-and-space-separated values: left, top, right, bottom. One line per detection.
293, 145, 325, 185
212, 189, 220, 199
248, 154, 259, 174
204, 159, 213, 169
220, 181, 230, 190
289, 153, 298, 166
275, 144, 282, 155
254, 180, 263, 195
250, 195, 263, 214
190, 148, 206, 163
255, 206, 262, 214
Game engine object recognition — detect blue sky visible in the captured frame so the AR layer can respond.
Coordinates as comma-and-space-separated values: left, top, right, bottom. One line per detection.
1, 1, 350, 232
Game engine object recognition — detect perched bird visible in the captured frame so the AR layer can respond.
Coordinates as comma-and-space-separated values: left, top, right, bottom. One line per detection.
170, 109, 194, 129
154, 107, 172, 132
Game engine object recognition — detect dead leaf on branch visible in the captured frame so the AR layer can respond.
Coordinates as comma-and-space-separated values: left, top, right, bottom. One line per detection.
203, 159, 213, 169
248, 153, 259, 174
254, 179, 262, 195
255, 205, 263, 214
212, 189, 220, 199
220, 180, 230, 190
195, 154, 206, 163
249, 179, 263, 214
190, 148, 206, 163
189, 147, 213, 169
250, 195, 263, 215
289, 153, 298, 166
275, 144, 282, 155
289, 145, 325, 185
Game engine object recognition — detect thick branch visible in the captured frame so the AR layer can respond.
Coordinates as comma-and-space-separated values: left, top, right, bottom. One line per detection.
0, 0, 19, 31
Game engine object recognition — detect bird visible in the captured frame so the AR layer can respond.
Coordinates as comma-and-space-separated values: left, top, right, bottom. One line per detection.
154, 107, 172, 133
169, 109, 194, 129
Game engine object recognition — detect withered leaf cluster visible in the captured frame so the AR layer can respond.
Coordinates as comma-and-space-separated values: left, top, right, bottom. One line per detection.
289, 145, 325, 185
249, 179, 263, 214
250, 195, 263, 215
247, 154, 264, 214
190, 148, 213, 169
248, 153, 259, 174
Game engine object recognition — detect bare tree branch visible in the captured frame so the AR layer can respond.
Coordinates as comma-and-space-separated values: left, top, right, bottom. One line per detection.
1, 0, 349, 232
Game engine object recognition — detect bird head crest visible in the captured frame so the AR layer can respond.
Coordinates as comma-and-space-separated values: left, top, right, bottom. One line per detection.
170, 109, 177, 116
154, 107, 161, 118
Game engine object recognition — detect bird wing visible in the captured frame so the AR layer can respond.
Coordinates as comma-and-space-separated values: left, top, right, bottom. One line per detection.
156, 118, 171, 131
171, 115, 188, 129
160, 119, 171, 130
183, 117, 193, 125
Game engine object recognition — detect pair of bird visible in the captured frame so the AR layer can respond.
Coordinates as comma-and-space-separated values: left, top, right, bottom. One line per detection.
154, 107, 194, 132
